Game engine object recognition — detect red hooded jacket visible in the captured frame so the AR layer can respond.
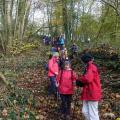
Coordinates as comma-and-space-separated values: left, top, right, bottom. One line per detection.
80, 61, 102, 101
57, 69, 77, 94
48, 57, 59, 77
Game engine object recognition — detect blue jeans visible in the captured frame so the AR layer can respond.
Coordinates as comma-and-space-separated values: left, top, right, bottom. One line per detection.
48, 76, 57, 96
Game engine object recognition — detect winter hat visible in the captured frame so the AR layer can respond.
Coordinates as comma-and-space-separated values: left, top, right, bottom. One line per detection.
64, 60, 70, 65
53, 52, 59, 57
81, 53, 93, 63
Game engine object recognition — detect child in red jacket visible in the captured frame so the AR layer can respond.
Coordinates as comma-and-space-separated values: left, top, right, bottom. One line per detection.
79, 54, 102, 120
48, 52, 59, 97
57, 61, 77, 119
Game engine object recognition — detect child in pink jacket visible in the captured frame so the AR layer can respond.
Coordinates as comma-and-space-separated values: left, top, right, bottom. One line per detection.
48, 52, 59, 97
57, 61, 77, 119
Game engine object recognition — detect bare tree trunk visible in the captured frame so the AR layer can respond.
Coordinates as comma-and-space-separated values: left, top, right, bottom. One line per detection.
0, 0, 32, 54
7, 0, 14, 47
0, 0, 9, 53
62, 0, 69, 44
70, 0, 75, 41
20, 0, 32, 40
75, 1, 80, 41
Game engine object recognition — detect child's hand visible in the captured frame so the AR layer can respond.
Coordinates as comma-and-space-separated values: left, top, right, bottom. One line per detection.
55, 72, 58, 75
56, 82, 59, 87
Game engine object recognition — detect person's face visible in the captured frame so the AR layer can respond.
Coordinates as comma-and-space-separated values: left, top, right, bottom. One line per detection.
55, 56, 59, 62
58, 47, 60, 51
65, 64, 70, 69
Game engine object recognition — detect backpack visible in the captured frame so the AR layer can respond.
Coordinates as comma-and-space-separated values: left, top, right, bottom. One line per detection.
44, 63, 49, 71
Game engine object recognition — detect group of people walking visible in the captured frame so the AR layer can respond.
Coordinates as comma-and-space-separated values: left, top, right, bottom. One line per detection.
43, 35, 65, 47
44, 35, 102, 120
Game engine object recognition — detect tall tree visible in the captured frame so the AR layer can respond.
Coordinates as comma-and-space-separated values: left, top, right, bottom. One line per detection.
61, 0, 69, 43
101, 0, 120, 17
0, 0, 32, 53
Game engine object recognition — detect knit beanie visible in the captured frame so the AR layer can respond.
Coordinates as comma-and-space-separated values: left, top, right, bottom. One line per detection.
81, 53, 93, 63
